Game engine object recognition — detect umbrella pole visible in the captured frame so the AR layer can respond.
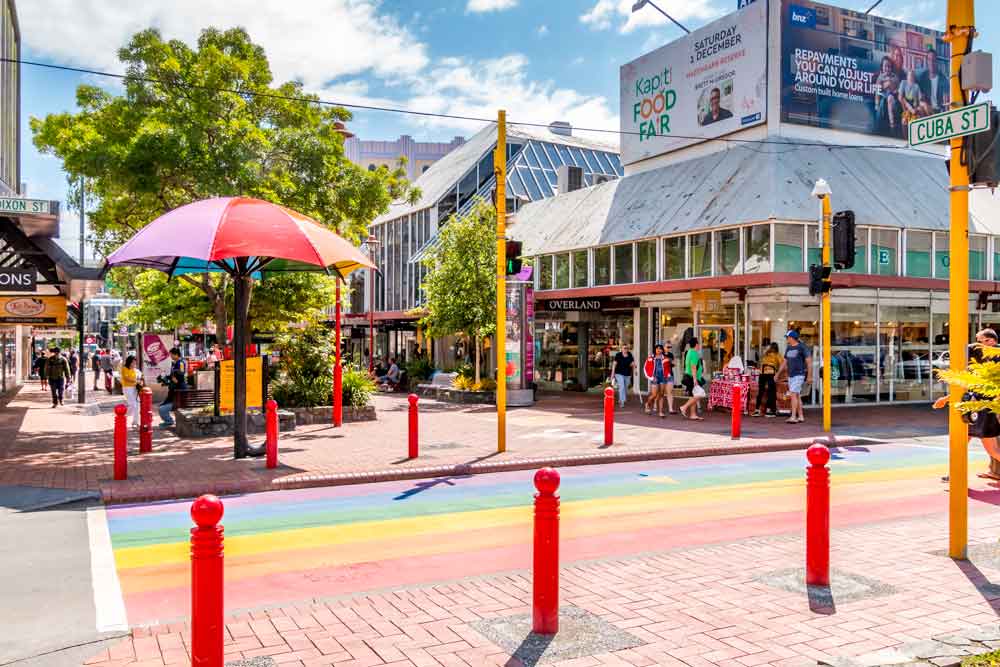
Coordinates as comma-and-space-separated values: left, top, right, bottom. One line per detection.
233, 274, 251, 458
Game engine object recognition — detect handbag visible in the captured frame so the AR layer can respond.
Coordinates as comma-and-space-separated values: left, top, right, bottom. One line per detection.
693, 383, 707, 398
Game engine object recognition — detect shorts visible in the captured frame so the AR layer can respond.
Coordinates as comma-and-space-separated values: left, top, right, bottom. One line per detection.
788, 375, 806, 395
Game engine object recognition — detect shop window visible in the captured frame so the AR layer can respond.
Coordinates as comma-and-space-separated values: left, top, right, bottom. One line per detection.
934, 232, 950, 278
594, 246, 611, 286
554, 254, 570, 289
905, 231, 932, 278
881, 305, 931, 402
869, 229, 898, 276
714, 229, 740, 276
663, 236, 685, 279
614, 244, 634, 284
689, 232, 711, 278
744, 225, 770, 273
830, 303, 877, 403
539, 255, 553, 290
572, 251, 588, 287
994, 238, 1000, 281
636, 240, 656, 282
807, 225, 821, 268
775, 224, 804, 272
970, 235, 987, 280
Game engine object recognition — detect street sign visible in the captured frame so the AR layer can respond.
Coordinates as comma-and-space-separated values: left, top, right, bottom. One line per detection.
909, 102, 991, 146
0, 197, 57, 216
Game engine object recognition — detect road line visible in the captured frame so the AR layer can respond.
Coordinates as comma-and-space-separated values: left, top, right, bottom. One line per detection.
87, 505, 128, 632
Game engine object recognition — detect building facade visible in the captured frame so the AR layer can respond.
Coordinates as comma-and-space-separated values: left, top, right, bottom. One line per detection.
0, 0, 18, 196
510, 0, 996, 408
344, 134, 467, 182
347, 122, 624, 367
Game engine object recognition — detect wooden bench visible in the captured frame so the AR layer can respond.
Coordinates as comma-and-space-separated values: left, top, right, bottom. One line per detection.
174, 389, 215, 410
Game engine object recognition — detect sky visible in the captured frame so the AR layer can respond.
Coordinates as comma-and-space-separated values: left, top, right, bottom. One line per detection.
14, 0, 1000, 263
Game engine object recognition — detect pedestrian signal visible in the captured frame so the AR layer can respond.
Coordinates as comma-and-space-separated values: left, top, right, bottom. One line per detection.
809, 264, 832, 296
505, 240, 523, 275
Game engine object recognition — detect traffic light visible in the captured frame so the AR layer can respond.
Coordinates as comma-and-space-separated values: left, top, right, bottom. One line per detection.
809, 264, 832, 296
832, 210, 856, 270
971, 107, 1000, 187
505, 240, 523, 275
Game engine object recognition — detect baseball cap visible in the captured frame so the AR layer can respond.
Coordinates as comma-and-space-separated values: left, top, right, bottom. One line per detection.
785, 330, 800, 340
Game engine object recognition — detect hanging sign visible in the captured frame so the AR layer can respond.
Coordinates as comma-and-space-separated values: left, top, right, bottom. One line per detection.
0, 296, 66, 324
0, 268, 36, 292
691, 289, 723, 313
218, 356, 264, 414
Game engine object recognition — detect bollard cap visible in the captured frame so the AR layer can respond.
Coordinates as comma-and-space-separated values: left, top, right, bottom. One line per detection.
534, 467, 561, 495
114, 404, 127, 416
266, 399, 278, 410
604, 386, 613, 397
191, 494, 224, 528
807, 443, 830, 466
141, 386, 152, 394
408, 393, 418, 405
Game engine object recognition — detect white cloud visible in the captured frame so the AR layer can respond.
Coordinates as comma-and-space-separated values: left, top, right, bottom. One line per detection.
581, 0, 721, 34
466, 0, 518, 13
537, 24, 549, 36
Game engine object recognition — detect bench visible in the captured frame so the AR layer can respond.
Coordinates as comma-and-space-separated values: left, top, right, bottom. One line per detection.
416, 372, 457, 398
174, 389, 215, 410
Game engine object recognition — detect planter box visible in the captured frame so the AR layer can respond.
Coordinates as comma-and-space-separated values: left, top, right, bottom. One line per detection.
416, 386, 495, 404
290, 404, 376, 425
176, 409, 297, 439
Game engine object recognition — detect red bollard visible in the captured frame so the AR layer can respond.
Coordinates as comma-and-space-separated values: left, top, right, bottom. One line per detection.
139, 387, 153, 454
113, 404, 127, 480
190, 495, 225, 667
265, 399, 278, 469
731, 384, 743, 440
806, 444, 831, 586
408, 394, 419, 459
533, 467, 560, 635
603, 386, 614, 446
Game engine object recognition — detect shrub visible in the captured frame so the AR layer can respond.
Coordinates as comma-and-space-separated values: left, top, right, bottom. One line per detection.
405, 357, 434, 382
472, 378, 497, 392
341, 366, 376, 408
269, 323, 374, 408
453, 375, 474, 391
454, 362, 474, 380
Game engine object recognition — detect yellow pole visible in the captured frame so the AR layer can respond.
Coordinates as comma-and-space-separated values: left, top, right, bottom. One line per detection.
495, 110, 508, 453
821, 195, 832, 434
946, 0, 974, 560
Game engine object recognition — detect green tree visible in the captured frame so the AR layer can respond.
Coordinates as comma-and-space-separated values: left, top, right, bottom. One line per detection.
421, 198, 496, 383
32, 26, 415, 342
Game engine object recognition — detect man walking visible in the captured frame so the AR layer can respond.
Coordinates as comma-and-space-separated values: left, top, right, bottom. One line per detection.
100, 349, 114, 392
45, 347, 71, 407
778, 330, 811, 424
91, 350, 101, 390
612, 342, 635, 409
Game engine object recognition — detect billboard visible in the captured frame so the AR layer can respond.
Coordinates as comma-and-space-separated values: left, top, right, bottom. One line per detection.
619, 0, 768, 165
781, 0, 950, 139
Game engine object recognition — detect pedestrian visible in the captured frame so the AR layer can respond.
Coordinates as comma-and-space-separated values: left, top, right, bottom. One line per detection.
679, 339, 705, 421
612, 342, 635, 409
777, 330, 812, 424
68, 350, 78, 387
100, 349, 114, 392
753, 342, 781, 418
643, 344, 673, 417
121, 355, 139, 428
33, 352, 48, 390
935, 328, 1000, 481
91, 349, 101, 390
157, 347, 187, 428
45, 346, 71, 407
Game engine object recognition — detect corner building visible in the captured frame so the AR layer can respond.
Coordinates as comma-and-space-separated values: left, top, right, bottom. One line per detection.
511, 0, 1000, 407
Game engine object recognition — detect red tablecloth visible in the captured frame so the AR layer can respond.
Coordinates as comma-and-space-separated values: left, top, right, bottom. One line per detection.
708, 371, 754, 413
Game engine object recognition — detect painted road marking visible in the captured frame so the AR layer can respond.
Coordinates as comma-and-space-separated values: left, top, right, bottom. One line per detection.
87, 505, 128, 632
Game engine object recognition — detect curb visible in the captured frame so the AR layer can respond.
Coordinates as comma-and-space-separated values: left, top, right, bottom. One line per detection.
99, 434, 866, 505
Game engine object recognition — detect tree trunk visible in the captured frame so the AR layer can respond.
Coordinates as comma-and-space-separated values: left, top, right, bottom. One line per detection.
474, 335, 481, 385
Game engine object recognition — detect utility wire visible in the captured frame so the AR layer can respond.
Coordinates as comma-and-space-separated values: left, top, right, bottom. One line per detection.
4, 55, 950, 155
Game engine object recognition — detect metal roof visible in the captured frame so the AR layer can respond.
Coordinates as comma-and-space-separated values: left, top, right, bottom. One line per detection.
373, 123, 619, 226
510, 139, 1000, 256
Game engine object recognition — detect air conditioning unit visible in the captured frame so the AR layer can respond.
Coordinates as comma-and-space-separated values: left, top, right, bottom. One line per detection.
557, 165, 583, 193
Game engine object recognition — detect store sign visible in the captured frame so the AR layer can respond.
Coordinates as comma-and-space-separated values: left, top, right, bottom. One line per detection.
219, 356, 264, 414
691, 289, 723, 313
619, 0, 767, 165
0, 296, 66, 325
0, 268, 36, 292
0, 198, 57, 216
877, 249, 891, 265
543, 299, 604, 312
908, 102, 990, 146
781, 0, 949, 139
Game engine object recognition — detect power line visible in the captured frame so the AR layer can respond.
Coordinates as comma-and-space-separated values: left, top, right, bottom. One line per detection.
4, 55, 949, 156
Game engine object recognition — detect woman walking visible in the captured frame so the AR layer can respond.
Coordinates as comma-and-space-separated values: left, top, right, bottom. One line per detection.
121, 355, 139, 428
753, 343, 781, 417
644, 344, 672, 417
680, 339, 705, 421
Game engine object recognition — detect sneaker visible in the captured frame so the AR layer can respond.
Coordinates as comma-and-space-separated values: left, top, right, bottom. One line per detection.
765, 412, 777, 418
797, 416, 805, 423
751, 410, 761, 417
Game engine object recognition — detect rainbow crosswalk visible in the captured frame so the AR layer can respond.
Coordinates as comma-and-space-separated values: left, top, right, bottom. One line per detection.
105, 441, 984, 626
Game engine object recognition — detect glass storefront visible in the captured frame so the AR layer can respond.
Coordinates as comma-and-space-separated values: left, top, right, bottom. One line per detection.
534, 310, 634, 392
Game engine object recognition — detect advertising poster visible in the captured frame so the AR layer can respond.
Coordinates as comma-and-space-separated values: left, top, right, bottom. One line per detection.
0, 296, 67, 325
781, 0, 950, 139
219, 356, 264, 414
525, 286, 534, 385
619, 0, 767, 165
505, 284, 522, 389
141, 333, 173, 386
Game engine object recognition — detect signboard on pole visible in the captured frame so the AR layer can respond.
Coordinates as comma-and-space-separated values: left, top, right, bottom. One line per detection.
908, 102, 991, 146
218, 356, 264, 414
141, 333, 173, 386
619, 0, 768, 165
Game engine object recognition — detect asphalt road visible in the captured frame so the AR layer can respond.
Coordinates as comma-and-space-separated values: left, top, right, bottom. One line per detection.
0, 486, 124, 667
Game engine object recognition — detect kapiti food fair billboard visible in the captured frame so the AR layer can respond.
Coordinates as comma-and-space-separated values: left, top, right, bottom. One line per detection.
781, 0, 950, 139
619, 0, 767, 165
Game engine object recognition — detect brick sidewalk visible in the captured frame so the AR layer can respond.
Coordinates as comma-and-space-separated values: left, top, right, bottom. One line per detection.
85, 504, 1000, 667
0, 378, 946, 504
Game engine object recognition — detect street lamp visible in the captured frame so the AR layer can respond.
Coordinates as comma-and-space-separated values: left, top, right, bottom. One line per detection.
811, 178, 832, 435
631, 0, 691, 34
364, 234, 380, 375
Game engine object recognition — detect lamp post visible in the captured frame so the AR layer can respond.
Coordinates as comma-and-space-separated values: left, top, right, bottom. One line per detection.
811, 179, 833, 434
365, 234, 380, 375
630, 0, 691, 34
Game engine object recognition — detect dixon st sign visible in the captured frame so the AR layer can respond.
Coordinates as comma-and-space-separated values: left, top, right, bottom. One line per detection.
909, 102, 990, 147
